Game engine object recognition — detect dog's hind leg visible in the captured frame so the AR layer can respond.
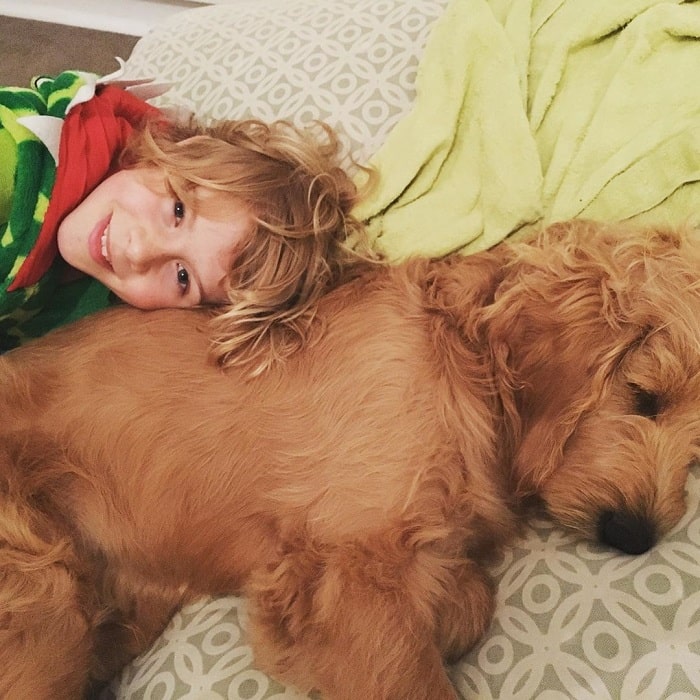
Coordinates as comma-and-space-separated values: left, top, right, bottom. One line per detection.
0, 440, 97, 699
247, 539, 464, 700
0, 528, 94, 699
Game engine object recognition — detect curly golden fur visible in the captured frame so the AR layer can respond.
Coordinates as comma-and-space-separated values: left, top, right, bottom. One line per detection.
1, 220, 699, 699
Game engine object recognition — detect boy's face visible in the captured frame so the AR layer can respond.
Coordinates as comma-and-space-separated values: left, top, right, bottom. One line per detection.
57, 167, 253, 309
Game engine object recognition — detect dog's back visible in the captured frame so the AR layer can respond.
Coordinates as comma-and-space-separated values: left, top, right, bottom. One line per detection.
0, 250, 513, 586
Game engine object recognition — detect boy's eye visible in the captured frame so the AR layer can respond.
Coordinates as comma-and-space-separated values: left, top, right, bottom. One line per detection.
176, 264, 189, 292
174, 200, 185, 222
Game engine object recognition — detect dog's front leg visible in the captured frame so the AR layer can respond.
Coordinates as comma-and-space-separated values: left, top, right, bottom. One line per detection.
246, 539, 468, 700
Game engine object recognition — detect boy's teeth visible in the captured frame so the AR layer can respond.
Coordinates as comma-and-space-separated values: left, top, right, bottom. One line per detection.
101, 225, 110, 261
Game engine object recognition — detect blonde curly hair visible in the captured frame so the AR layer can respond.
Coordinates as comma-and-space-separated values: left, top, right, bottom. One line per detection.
120, 116, 376, 375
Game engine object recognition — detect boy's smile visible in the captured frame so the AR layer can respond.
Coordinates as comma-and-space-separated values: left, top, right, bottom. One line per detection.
57, 167, 254, 309
89, 215, 113, 271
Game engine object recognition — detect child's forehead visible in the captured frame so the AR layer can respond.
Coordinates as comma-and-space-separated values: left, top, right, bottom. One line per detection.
191, 185, 252, 223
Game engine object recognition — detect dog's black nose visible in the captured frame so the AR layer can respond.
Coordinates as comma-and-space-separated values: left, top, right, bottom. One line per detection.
597, 510, 656, 555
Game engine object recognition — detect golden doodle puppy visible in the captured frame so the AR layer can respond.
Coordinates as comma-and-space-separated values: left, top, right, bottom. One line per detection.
1, 220, 700, 699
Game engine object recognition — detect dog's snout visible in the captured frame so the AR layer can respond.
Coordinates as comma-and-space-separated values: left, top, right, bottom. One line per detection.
597, 510, 656, 555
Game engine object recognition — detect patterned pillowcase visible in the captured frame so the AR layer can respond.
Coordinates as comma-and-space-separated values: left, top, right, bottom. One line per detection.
122, 0, 450, 165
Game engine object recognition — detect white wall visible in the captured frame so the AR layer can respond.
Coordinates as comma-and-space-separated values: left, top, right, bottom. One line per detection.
0, 0, 203, 36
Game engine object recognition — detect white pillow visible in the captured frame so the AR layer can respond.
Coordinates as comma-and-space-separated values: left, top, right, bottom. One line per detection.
123, 0, 450, 165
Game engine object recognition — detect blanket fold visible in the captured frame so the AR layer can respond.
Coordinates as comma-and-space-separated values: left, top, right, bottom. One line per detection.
355, 0, 700, 260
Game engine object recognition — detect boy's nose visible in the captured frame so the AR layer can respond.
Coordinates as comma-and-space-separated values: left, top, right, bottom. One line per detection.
125, 225, 165, 272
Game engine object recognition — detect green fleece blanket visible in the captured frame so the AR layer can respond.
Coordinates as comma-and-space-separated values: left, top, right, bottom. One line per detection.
354, 0, 700, 260
0, 72, 111, 350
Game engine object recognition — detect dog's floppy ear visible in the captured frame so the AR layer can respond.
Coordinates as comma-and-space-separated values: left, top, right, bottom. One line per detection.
480, 221, 664, 496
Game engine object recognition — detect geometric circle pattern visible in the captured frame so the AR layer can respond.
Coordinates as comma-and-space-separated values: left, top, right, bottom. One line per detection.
123, 0, 450, 165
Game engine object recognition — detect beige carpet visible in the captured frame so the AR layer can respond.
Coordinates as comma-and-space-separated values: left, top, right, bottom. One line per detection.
0, 16, 139, 87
